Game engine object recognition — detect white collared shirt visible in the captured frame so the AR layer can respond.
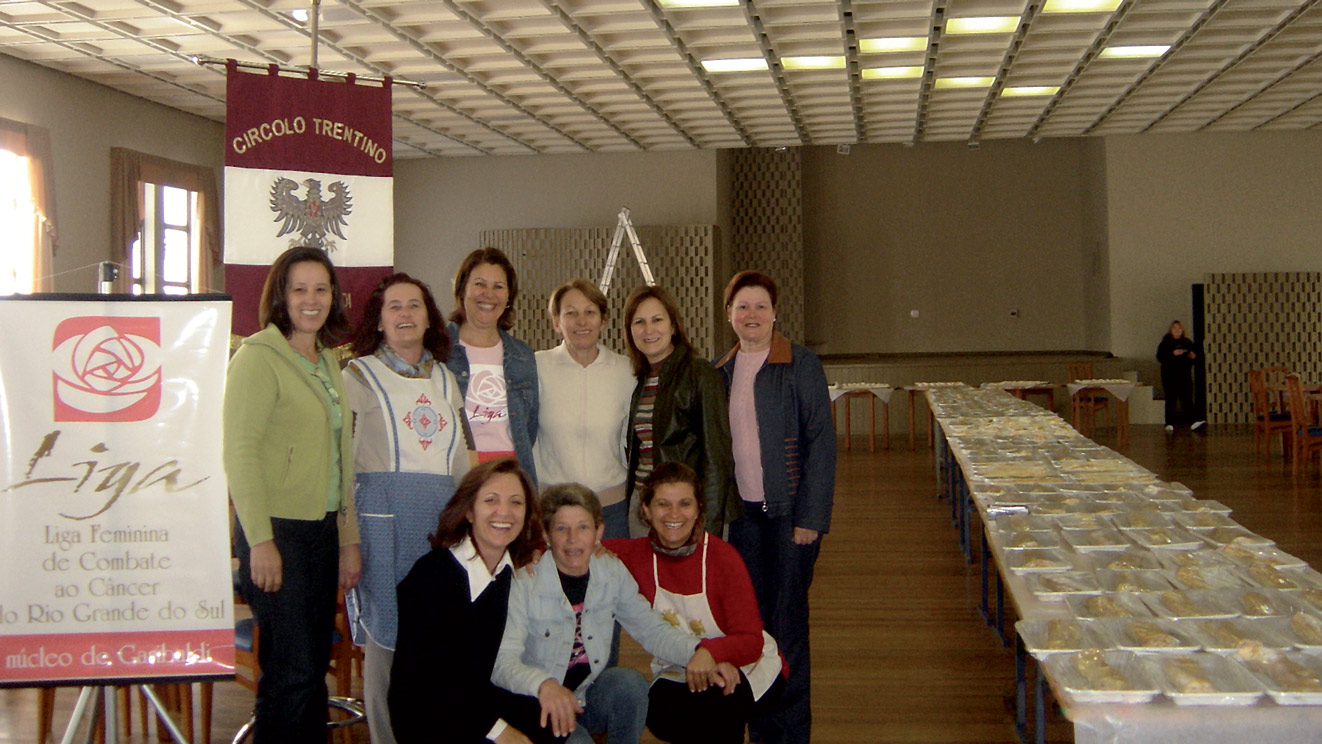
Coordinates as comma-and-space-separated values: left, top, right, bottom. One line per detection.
449, 536, 514, 741
450, 535, 514, 603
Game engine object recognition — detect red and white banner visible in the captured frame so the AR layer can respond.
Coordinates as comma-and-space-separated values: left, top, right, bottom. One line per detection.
0, 297, 234, 684
224, 62, 394, 336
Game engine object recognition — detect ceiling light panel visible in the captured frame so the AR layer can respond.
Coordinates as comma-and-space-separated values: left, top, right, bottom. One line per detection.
701, 57, 770, 72
946, 16, 1022, 35
861, 66, 925, 79
781, 55, 847, 69
859, 36, 929, 53
1042, 0, 1123, 13
657, 0, 742, 7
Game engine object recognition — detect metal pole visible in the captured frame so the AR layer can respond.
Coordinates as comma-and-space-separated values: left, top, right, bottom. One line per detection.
103, 687, 118, 744
59, 687, 96, 744
309, 0, 321, 70
140, 685, 191, 744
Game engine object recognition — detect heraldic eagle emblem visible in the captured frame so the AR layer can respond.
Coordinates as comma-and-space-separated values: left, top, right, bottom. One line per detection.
269, 177, 352, 250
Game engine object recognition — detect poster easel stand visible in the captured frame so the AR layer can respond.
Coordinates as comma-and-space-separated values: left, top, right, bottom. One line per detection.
44, 264, 201, 744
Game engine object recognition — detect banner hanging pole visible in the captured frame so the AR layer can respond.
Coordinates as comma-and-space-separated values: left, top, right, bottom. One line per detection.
308, 0, 321, 71
192, 57, 423, 89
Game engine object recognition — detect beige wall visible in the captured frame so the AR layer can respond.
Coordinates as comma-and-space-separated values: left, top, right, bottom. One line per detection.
0, 55, 225, 293
1104, 132, 1322, 380
801, 138, 1094, 355
393, 149, 724, 316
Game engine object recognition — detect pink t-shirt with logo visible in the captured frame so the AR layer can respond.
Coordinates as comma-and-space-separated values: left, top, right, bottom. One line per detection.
460, 339, 516, 457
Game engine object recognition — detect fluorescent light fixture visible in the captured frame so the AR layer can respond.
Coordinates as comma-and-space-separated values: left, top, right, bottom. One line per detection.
658, 0, 741, 6
700, 57, 769, 72
858, 36, 928, 53
1042, 0, 1123, 12
1001, 85, 1060, 97
782, 56, 846, 70
860, 66, 924, 80
933, 76, 995, 89
1099, 44, 1170, 58
945, 16, 1019, 34
290, 8, 309, 22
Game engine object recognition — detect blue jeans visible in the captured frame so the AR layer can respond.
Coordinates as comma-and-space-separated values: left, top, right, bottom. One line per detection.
498, 666, 649, 744
601, 499, 630, 541
569, 666, 648, 744
728, 507, 819, 744
235, 513, 339, 744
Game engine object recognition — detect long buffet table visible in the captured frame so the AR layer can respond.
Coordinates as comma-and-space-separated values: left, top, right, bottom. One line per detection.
926, 385, 1322, 744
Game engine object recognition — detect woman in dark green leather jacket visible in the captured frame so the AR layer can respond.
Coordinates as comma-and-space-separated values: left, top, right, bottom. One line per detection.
622, 285, 739, 537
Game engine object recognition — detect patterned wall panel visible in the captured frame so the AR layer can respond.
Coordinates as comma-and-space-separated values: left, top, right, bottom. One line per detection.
731, 148, 805, 343
1204, 272, 1322, 424
479, 226, 718, 360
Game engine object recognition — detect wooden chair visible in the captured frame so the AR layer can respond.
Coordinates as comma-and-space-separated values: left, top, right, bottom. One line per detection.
1066, 362, 1110, 435
1284, 374, 1322, 474
1260, 365, 1290, 393
1249, 368, 1292, 459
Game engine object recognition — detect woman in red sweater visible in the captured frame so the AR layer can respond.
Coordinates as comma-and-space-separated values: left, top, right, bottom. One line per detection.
603, 462, 785, 744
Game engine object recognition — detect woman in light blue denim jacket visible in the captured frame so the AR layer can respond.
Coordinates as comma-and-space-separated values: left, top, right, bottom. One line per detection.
445, 247, 539, 484
492, 484, 733, 744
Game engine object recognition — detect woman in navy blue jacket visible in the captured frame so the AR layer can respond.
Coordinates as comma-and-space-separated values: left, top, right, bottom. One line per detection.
714, 270, 835, 744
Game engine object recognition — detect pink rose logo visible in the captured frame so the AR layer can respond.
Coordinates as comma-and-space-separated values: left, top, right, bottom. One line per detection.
468, 369, 508, 408
51, 317, 162, 422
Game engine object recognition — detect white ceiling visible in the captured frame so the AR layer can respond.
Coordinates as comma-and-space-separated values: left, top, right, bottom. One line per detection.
3, 0, 1322, 158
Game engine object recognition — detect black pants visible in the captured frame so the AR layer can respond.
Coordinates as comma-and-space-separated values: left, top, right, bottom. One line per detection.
235, 513, 339, 744
728, 507, 819, 744
648, 671, 785, 744
1162, 367, 1196, 426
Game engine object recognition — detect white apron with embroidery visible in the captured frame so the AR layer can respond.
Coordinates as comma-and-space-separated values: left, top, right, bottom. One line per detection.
348, 355, 463, 649
649, 533, 781, 700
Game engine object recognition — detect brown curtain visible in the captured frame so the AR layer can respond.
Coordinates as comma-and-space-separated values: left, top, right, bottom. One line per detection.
0, 118, 58, 292
110, 148, 221, 293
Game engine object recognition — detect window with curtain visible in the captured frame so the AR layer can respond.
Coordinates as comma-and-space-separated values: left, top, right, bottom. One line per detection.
131, 182, 202, 295
111, 148, 220, 295
0, 148, 34, 294
0, 118, 57, 295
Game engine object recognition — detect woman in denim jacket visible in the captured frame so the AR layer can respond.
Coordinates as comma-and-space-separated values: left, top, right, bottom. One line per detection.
445, 247, 539, 483
492, 484, 729, 744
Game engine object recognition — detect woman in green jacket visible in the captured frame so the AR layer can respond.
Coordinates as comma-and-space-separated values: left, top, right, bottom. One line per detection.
223, 246, 362, 744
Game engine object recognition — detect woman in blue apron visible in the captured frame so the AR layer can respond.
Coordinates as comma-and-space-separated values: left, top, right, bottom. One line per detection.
604, 462, 786, 744
343, 273, 474, 744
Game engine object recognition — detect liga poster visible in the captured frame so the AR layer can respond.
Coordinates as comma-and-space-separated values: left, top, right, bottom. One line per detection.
0, 297, 235, 684
223, 61, 394, 337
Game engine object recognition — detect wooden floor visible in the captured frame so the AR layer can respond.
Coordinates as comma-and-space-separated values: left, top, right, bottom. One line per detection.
4, 424, 1318, 744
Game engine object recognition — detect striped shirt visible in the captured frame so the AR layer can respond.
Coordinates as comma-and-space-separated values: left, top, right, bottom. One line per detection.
633, 374, 660, 491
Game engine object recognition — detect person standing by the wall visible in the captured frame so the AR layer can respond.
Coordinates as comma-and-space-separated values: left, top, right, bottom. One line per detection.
1157, 319, 1204, 432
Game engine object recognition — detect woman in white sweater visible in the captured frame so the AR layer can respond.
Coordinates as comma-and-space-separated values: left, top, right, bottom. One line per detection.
533, 279, 636, 539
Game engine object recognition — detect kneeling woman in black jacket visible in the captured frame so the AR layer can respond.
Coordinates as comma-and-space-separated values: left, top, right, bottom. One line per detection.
389, 458, 543, 744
